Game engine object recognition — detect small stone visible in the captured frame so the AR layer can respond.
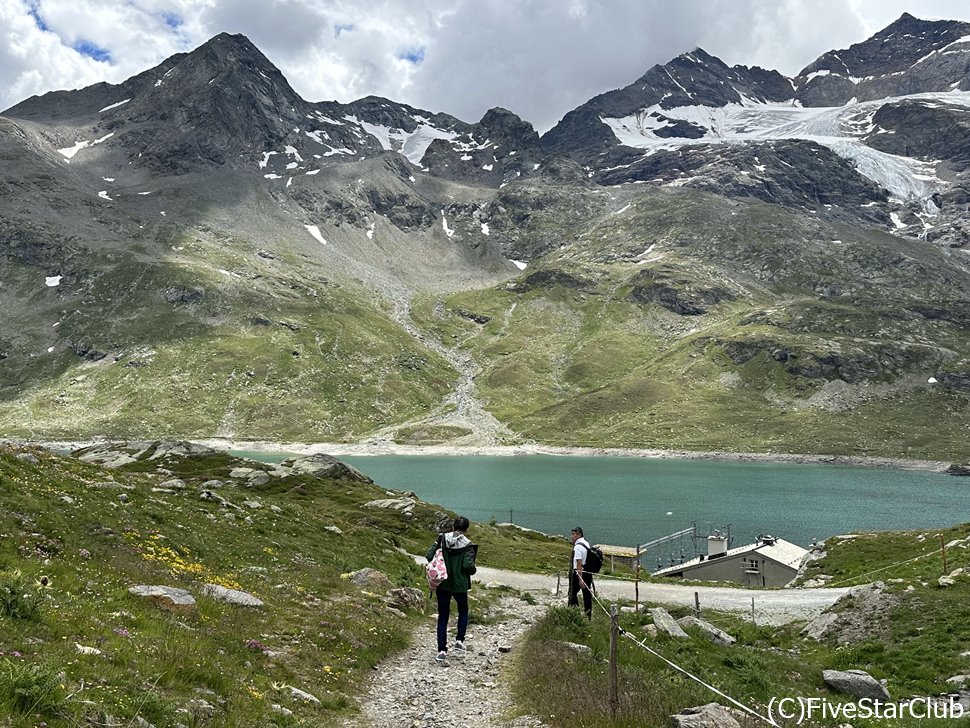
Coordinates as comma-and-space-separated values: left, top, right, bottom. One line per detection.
202, 584, 263, 607
270, 505, 283, 514
75, 643, 102, 655
16, 452, 40, 464
325, 525, 343, 535
118, 493, 129, 503
288, 686, 320, 704
670, 703, 743, 728
678, 616, 736, 646
561, 641, 592, 656
498, 645, 512, 653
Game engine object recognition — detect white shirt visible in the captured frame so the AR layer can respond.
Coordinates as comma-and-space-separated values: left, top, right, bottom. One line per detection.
572, 539, 589, 572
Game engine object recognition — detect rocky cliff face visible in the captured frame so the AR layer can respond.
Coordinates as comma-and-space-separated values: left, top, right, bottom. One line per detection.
793, 13, 970, 106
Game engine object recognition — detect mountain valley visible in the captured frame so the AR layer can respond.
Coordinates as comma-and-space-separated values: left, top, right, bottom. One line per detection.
2, 14, 970, 460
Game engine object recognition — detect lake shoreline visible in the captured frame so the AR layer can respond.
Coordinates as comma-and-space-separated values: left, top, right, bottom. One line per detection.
195, 439, 954, 472
12, 438, 953, 472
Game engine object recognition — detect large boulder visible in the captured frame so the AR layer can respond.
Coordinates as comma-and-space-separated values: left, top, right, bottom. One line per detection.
280, 454, 372, 483
347, 568, 393, 591
148, 441, 218, 460
801, 581, 894, 643
364, 496, 417, 515
822, 669, 891, 700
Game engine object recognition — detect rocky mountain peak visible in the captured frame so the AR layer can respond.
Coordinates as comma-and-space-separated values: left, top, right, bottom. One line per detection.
477, 107, 539, 147
797, 13, 970, 80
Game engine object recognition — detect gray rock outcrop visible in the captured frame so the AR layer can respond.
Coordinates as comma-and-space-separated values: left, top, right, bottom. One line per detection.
669, 703, 750, 728
280, 454, 372, 483
129, 585, 196, 612
364, 496, 417, 514
201, 584, 264, 607
801, 581, 894, 643
348, 568, 393, 591
386, 587, 424, 612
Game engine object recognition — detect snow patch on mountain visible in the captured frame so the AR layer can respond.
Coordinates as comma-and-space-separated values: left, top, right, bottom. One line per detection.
356, 119, 458, 165
58, 140, 90, 159
99, 98, 130, 113
601, 91, 970, 201
305, 225, 327, 245
441, 212, 455, 238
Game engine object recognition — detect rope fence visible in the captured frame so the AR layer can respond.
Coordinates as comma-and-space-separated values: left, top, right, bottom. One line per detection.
583, 583, 778, 726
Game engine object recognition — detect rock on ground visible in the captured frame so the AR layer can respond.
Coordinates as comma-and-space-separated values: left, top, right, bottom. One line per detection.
669, 702, 760, 728
822, 669, 891, 700
128, 585, 196, 612
202, 584, 264, 607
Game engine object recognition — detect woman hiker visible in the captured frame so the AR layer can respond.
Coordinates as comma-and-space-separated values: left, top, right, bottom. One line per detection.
426, 516, 478, 665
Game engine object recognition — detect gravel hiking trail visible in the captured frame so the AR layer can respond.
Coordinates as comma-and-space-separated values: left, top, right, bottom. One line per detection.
340, 566, 848, 727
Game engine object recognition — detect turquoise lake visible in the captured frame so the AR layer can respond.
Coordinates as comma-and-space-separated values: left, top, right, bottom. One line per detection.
237, 452, 970, 559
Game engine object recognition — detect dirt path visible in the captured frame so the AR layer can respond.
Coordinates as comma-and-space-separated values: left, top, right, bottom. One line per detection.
341, 563, 849, 727
339, 591, 553, 728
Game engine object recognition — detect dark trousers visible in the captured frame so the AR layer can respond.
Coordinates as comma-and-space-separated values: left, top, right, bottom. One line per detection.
436, 588, 469, 652
568, 570, 593, 617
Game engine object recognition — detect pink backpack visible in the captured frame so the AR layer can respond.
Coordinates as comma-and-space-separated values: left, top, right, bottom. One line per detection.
426, 543, 449, 593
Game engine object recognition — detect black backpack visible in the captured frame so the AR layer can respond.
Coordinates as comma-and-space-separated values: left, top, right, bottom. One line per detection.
583, 541, 604, 573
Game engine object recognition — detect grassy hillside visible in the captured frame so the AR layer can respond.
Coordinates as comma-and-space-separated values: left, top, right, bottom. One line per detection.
412, 187, 970, 460
4, 157, 970, 459
0, 443, 564, 726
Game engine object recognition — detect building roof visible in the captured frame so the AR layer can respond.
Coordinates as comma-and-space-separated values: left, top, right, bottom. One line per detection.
652, 537, 808, 577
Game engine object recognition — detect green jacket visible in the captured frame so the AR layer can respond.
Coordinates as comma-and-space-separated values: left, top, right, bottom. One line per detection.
427, 531, 477, 593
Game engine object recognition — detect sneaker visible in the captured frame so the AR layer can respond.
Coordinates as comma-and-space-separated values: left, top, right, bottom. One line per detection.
435, 651, 449, 665
453, 640, 467, 653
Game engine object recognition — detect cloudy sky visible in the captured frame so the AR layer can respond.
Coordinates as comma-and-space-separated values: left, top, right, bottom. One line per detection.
2, 0, 970, 132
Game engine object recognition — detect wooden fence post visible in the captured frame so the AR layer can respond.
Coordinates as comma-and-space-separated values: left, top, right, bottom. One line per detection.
610, 604, 619, 721
635, 559, 640, 613
941, 535, 948, 574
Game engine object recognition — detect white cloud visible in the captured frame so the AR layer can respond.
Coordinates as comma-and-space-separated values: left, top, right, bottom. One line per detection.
3, 0, 970, 133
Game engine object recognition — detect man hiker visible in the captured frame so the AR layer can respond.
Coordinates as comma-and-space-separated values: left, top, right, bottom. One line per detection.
568, 526, 593, 618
